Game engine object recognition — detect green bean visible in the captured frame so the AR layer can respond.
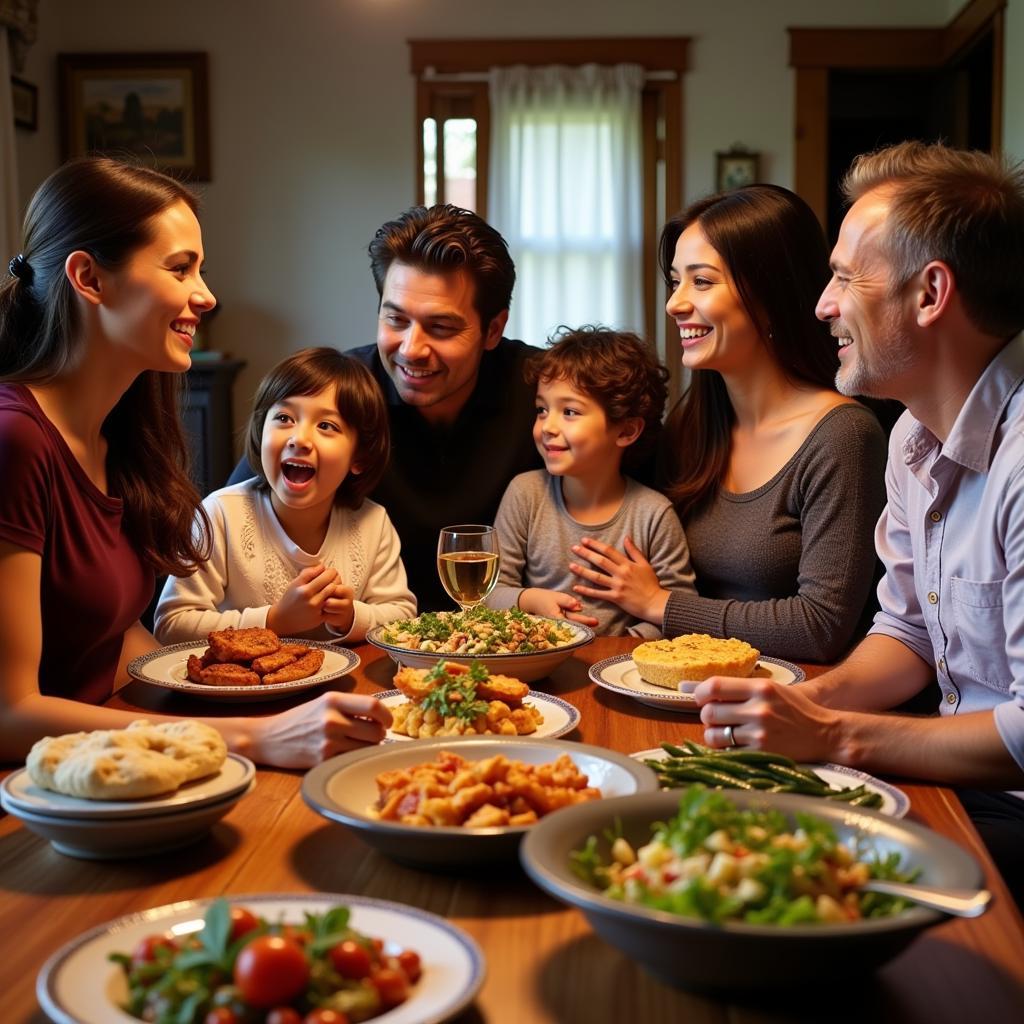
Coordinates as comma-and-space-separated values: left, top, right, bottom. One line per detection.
658, 766, 757, 790
660, 742, 689, 758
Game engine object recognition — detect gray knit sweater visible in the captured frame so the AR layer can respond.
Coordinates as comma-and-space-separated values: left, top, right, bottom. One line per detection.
662, 404, 887, 661
487, 470, 697, 637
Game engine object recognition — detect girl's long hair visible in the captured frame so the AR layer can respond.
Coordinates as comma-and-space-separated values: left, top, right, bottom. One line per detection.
0, 157, 210, 575
658, 185, 838, 517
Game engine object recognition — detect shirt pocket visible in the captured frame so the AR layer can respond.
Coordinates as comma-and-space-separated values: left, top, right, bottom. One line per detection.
950, 576, 1008, 683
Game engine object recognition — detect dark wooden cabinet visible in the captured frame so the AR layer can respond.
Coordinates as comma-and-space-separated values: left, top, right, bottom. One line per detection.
183, 359, 246, 496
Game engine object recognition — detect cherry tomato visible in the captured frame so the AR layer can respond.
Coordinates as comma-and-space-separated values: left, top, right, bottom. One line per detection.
266, 1009, 303, 1024
369, 966, 409, 1009
232, 935, 309, 1008
396, 949, 422, 984
329, 939, 372, 979
204, 1010, 238, 1024
303, 1011, 350, 1024
131, 934, 178, 966
370, 937, 384, 960
228, 906, 260, 943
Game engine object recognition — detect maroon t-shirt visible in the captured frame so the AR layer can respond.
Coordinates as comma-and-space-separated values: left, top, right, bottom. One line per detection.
0, 385, 154, 704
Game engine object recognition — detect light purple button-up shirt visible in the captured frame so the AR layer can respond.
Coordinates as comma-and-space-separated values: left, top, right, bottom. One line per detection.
869, 335, 1024, 772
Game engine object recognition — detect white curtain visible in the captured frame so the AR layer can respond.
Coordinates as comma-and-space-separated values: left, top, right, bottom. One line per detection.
0, 28, 20, 262
489, 63, 645, 345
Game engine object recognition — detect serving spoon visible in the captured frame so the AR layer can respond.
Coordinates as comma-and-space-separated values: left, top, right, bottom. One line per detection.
860, 878, 992, 917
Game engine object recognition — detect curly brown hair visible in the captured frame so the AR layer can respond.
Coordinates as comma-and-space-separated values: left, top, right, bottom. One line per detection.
245, 348, 390, 510
526, 326, 668, 466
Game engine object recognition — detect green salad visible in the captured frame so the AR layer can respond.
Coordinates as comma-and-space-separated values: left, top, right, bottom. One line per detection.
571, 786, 915, 926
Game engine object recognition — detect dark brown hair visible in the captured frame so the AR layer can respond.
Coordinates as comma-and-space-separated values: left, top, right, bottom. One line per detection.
842, 141, 1024, 338
368, 204, 515, 331
245, 348, 390, 509
526, 325, 668, 467
657, 185, 837, 517
0, 156, 210, 576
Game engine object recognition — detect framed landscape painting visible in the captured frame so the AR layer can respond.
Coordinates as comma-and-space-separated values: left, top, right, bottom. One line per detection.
58, 52, 211, 180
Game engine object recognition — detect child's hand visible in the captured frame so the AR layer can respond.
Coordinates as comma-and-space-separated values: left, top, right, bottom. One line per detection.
245, 691, 393, 767
519, 588, 600, 627
569, 536, 670, 625
323, 582, 356, 636
266, 563, 339, 636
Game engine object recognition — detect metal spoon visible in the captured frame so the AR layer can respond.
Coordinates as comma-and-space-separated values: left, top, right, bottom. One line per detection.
860, 878, 992, 917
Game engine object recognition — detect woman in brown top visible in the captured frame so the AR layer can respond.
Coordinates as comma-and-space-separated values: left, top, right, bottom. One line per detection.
0, 157, 389, 766
569, 185, 887, 661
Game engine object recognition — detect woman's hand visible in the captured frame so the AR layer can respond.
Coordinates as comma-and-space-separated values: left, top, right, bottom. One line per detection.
693, 676, 841, 762
569, 536, 669, 625
245, 691, 392, 768
518, 588, 599, 627
266, 564, 339, 635
323, 583, 356, 636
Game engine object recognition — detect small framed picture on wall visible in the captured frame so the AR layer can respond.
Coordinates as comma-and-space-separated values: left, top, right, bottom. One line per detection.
716, 146, 760, 191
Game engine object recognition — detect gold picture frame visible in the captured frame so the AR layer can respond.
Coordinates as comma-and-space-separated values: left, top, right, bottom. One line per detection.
58, 52, 211, 180
715, 147, 759, 192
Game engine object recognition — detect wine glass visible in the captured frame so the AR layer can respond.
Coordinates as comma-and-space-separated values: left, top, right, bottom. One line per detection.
437, 524, 500, 610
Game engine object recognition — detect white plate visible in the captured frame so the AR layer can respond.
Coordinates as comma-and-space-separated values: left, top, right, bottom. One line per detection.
631, 747, 910, 818
127, 639, 360, 702
0, 753, 254, 820
37, 892, 485, 1024
366, 617, 593, 683
5, 782, 254, 859
376, 689, 580, 741
589, 654, 805, 713
303, 737, 658, 868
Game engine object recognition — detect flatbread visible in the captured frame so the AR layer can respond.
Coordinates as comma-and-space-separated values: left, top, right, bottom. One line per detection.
26, 720, 227, 800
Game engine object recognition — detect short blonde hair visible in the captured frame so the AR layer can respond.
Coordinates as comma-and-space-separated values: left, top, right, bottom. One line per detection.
842, 141, 1024, 338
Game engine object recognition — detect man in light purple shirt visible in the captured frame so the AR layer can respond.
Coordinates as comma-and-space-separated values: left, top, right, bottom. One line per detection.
693, 141, 1024, 899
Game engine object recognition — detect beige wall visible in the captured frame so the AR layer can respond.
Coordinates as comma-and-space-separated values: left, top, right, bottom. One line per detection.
17, 0, 965, 448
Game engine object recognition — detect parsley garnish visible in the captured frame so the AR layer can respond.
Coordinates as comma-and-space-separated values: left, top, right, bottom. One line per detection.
419, 660, 491, 722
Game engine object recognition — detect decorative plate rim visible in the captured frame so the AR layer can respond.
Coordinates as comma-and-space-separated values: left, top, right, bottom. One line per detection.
375, 688, 581, 742
36, 892, 486, 1024
589, 653, 806, 704
126, 639, 360, 695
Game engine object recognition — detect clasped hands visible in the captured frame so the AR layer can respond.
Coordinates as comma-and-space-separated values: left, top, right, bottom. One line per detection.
267, 563, 355, 637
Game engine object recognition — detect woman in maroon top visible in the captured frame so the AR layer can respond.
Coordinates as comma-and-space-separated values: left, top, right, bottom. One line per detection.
0, 158, 390, 767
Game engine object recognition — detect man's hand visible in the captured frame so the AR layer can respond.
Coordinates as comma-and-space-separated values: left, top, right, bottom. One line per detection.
266, 564, 339, 636
693, 676, 843, 762
569, 536, 669, 624
518, 588, 599, 627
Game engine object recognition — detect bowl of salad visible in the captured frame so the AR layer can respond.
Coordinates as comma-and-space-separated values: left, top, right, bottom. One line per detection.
366, 607, 593, 683
519, 786, 984, 991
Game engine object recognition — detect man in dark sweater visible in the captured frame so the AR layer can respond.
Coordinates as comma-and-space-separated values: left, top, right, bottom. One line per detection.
230, 205, 540, 610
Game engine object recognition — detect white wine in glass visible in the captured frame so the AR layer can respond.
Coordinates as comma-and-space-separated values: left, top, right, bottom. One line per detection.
437, 525, 500, 609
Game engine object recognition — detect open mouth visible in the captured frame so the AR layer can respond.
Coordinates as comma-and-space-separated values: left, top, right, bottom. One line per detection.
282, 461, 315, 484
679, 326, 712, 341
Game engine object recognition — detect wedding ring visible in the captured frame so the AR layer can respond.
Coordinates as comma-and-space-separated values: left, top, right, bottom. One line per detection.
723, 724, 738, 748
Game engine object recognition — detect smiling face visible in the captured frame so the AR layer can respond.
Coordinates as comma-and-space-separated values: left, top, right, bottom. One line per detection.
376, 262, 506, 426
260, 385, 361, 531
664, 224, 763, 375
96, 200, 216, 373
817, 190, 918, 398
533, 376, 637, 482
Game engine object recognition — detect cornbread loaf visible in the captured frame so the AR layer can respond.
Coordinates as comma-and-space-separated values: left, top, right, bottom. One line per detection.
26, 719, 227, 800
633, 634, 760, 689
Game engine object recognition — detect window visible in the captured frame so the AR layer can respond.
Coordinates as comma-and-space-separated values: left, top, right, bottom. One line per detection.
409, 38, 689, 398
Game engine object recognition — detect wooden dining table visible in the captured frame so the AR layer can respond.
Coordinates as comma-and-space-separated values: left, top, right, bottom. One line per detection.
2, 636, 1024, 1024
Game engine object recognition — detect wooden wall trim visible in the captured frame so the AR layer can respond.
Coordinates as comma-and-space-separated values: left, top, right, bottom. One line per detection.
944, 0, 1007, 62
793, 69, 829, 227
409, 38, 688, 75
789, 28, 943, 69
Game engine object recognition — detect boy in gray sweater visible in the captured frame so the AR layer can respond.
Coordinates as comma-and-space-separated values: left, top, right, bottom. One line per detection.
486, 327, 695, 636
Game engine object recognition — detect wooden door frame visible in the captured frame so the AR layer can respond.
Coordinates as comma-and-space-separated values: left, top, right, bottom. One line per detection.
789, 0, 1005, 225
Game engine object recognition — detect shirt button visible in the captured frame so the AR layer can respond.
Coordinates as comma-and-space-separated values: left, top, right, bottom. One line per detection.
928, 592, 939, 604
930, 511, 942, 522
938, 656, 946, 672
946, 692, 957, 704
